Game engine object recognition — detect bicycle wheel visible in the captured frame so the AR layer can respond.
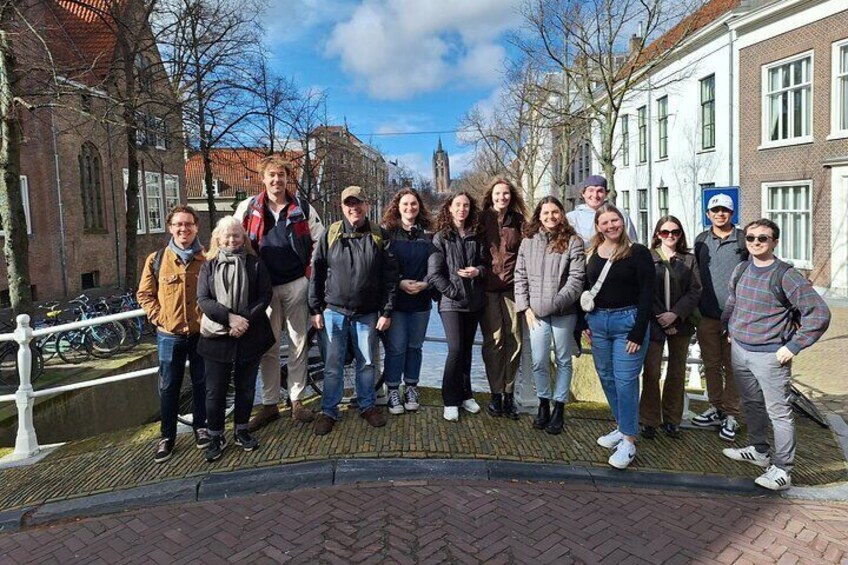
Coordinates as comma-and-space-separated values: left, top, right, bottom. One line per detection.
37, 333, 59, 363
789, 385, 829, 428
118, 319, 141, 351
57, 330, 92, 364
87, 321, 125, 358
0, 345, 45, 386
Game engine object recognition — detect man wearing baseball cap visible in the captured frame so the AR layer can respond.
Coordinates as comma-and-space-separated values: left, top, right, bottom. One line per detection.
566, 175, 638, 242
308, 185, 399, 435
691, 193, 749, 440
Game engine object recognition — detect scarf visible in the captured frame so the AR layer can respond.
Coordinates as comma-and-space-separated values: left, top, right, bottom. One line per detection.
214, 247, 249, 314
169, 237, 202, 264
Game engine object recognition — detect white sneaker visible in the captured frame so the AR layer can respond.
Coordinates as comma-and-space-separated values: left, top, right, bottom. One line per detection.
722, 446, 771, 468
461, 398, 481, 414
692, 406, 723, 427
719, 415, 739, 442
608, 440, 636, 469
754, 465, 792, 491
597, 428, 624, 449
443, 406, 459, 421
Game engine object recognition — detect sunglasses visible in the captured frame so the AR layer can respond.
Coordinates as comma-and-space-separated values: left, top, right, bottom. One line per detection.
709, 207, 732, 214
658, 229, 682, 238
745, 235, 773, 243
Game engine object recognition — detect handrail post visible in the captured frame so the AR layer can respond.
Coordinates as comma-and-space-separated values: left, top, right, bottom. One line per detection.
12, 314, 40, 459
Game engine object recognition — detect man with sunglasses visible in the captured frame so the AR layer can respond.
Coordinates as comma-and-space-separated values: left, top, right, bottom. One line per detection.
721, 219, 830, 491
692, 194, 748, 440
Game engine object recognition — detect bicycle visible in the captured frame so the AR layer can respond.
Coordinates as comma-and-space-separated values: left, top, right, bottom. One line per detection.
789, 384, 829, 428
0, 321, 45, 387
64, 295, 127, 359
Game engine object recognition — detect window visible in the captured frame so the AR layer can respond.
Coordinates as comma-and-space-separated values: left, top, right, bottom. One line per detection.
764, 182, 811, 268
638, 106, 647, 163
637, 188, 648, 244
832, 40, 848, 136
164, 174, 180, 213
145, 172, 164, 232
81, 271, 100, 290
621, 115, 630, 166
124, 169, 145, 234
657, 97, 668, 159
79, 143, 106, 231
701, 75, 715, 149
619, 189, 630, 214
764, 54, 812, 143
657, 186, 669, 216
0, 176, 33, 236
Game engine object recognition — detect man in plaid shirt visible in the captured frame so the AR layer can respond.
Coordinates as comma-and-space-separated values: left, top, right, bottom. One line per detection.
720, 218, 831, 491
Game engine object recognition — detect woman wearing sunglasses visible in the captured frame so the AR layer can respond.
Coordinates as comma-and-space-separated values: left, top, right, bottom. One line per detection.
639, 216, 702, 440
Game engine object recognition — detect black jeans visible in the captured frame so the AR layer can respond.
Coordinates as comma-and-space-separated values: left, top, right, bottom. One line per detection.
204, 356, 260, 432
158, 331, 206, 440
440, 310, 479, 406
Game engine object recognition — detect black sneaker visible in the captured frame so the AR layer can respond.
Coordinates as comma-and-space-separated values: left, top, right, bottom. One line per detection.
234, 429, 259, 451
194, 428, 212, 449
641, 426, 657, 440
154, 438, 174, 463
661, 422, 681, 439
387, 388, 404, 415
204, 435, 227, 462
403, 385, 420, 411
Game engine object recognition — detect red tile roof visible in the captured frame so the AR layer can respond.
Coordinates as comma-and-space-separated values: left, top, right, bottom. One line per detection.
185, 149, 309, 199
46, 0, 122, 84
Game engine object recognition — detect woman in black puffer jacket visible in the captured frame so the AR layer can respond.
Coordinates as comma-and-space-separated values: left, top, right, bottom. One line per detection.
197, 216, 274, 463
427, 192, 490, 422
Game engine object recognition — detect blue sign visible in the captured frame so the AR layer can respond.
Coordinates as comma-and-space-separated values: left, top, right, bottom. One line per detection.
702, 186, 740, 228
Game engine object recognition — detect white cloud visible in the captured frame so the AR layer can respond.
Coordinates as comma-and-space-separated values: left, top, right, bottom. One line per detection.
326, 0, 522, 99
448, 148, 476, 177
388, 152, 433, 181
265, 0, 356, 44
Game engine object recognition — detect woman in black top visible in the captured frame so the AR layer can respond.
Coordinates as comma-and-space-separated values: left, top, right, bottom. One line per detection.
584, 204, 653, 470
639, 216, 701, 440
197, 216, 274, 462
427, 192, 489, 422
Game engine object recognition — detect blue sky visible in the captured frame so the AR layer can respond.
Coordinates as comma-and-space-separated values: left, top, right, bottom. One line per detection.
264, 0, 525, 181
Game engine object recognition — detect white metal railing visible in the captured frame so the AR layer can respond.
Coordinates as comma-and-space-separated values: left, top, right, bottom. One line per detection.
0, 308, 151, 462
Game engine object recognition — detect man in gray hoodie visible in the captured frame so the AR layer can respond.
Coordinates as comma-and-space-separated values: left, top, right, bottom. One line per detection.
565, 175, 638, 243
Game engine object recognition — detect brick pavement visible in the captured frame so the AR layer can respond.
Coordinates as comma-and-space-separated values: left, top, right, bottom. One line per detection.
793, 304, 848, 421
2, 480, 848, 564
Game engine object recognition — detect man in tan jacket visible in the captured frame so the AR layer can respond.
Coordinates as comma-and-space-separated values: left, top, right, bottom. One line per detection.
137, 205, 209, 463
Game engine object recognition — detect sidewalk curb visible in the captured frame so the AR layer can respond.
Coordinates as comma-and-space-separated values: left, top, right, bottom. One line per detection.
197, 461, 334, 501
334, 458, 489, 484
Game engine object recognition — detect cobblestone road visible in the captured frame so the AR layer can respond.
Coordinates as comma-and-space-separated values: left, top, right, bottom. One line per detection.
2, 480, 848, 564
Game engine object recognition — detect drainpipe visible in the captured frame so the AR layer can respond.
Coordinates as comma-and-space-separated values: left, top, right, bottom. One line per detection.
106, 121, 121, 285
726, 22, 735, 187
646, 79, 653, 239
49, 107, 69, 297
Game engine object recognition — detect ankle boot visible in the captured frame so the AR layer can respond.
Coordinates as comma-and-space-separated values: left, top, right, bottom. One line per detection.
545, 401, 565, 435
533, 398, 550, 430
487, 393, 503, 416
502, 392, 519, 420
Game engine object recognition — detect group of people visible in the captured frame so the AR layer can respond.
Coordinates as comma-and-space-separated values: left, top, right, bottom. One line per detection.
138, 162, 831, 492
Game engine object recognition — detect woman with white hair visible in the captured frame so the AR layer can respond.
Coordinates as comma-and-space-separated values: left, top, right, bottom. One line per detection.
197, 216, 275, 462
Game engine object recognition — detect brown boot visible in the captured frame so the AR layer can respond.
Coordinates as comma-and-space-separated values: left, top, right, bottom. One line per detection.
313, 413, 335, 436
361, 406, 387, 428
247, 404, 280, 432
291, 400, 315, 423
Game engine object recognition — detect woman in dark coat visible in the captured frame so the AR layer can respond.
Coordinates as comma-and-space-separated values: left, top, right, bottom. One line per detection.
427, 192, 489, 422
197, 216, 274, 462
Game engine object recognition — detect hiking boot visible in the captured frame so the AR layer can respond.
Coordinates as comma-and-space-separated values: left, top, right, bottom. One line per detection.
692, 406, 723, 427
722, 446, 771, 468
661, 422, 681, 439
361, 406, 387, 428
533, 398, 550, 430
313, 413, 336, 436
194, 428, 212, 449
719, 415, 739, 442
461, 398, 481, 414
502, 393, 519, 420
487, 393, 503, 417
204, 435, 227, 462
403, 385, 420, 411
597, 428, 624, 449
234, 430, 259, 451
154, 438, 174, 464
247, 404, 280, 432
545, 401, 565, 435
608, 440, 636, 469
387, 389, 405, 415
754, 465, 791, 491
291, 400, 315, 423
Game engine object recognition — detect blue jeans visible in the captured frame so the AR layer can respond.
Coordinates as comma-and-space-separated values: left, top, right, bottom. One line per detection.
157, 331, 206, 440
586, 308, 649, 437
529, 313, 577, 403
383, 310, 430, 387
320, 309, 378, 419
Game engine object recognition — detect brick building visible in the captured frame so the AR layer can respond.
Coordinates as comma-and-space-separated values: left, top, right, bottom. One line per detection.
0, 0, 184, 305
732, 0, 848, 295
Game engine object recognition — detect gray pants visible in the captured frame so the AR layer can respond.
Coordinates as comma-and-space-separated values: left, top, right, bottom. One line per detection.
730, 339, 795, 473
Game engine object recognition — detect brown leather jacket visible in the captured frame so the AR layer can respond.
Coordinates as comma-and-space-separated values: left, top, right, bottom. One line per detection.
481, 208, 524, 293
137, 247, 205, 335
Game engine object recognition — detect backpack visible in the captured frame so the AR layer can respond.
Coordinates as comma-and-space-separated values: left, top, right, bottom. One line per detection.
327, 220, 384, 249
694, 228, 748, 260
731, 259, 801, 327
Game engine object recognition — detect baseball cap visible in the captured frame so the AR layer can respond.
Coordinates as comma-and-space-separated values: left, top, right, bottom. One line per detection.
582, 175, 608, 190
341, 185, 368, 202
707, 193, 734, 211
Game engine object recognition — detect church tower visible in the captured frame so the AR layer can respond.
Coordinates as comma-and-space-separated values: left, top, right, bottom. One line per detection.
432, 137, 451, 193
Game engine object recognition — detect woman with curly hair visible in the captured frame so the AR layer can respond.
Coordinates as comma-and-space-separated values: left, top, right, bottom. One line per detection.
427, 192, 490, 422
380, 188, 433, 415
514, 196, 585, 434
479, 176, 528, 419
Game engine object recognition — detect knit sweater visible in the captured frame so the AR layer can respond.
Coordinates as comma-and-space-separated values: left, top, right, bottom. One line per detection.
723, 260, 831, 355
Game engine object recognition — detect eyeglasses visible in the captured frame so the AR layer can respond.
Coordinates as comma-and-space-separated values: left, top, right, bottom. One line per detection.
658, 229, 682, 238
170, 222, 196, 228
343, 200, 365, 208
745, 235, 773, 243
709, 207, 732, 214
